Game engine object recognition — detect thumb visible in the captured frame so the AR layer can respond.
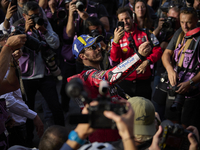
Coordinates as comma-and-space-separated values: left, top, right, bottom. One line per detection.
104, 111, 120, 122
188, 133, 197, 145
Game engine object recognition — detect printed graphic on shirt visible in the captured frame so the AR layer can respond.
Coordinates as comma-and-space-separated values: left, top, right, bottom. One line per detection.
122, 48, 128, 53
150, 33, 159, 46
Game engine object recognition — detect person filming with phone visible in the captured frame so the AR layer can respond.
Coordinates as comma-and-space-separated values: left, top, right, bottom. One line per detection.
110, 7, 162, 100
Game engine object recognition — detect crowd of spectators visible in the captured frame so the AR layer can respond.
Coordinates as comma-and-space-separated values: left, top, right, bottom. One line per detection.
0, 0, 200, 150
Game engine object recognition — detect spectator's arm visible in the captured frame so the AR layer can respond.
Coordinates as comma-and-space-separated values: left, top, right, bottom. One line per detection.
39, 0, 48, 9
110, 28, 124, 63
162, 49, 178, 86
97, 4, 109, 31
3, 2, 17, 30
63, 102, 96, 150
148, 126, 162, 150
104, 102, 137, 150
100, 16, 110, 32
66, 0, 77, 38
153, 18, 165, 37
0, 35, 26, 95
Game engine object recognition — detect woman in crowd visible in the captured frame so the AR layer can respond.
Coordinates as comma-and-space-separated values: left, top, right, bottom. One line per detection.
134, 0, 153, 30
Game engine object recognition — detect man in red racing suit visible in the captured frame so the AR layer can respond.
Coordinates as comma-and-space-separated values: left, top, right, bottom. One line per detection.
67, 34, 152, 143
110, 7, 162, 99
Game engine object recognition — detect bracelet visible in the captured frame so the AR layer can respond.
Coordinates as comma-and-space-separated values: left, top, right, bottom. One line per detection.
113, 40, 119, 44
122, 136, 135, 141
4, 44, 14, 51
10, 61, 19, 67
5, 17, 10, 22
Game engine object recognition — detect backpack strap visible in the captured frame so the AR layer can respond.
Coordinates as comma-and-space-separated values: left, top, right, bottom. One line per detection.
177, 38, 193, 67
175, 31, 185, 49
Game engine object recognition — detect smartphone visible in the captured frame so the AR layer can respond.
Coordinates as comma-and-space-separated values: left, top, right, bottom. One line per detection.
117, 21, 124, 30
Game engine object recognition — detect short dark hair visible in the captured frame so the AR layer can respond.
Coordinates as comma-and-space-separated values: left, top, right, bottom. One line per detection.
39, 125, 70, 150
180, 7, 198, 19
76, 49, 85, 63
116, 7, 133, 20
23, 1, 39, 15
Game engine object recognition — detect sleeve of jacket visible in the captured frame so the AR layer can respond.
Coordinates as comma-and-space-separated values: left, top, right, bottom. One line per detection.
110, 42, 121, 63
146, 46, 162, 64
43, 30, 60, 49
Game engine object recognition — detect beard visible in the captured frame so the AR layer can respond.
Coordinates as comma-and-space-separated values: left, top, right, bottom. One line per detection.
85, 52, 103, 64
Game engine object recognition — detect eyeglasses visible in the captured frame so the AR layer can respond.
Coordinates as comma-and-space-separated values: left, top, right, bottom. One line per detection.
86, 43, 101, 51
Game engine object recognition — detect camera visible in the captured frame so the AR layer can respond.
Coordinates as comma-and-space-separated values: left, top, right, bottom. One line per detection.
159, 120, 198, 150
30, 14, 44, 26
162, 17, 176, 29
56, 9, 67, 19
13, 26, 46, 53
13, 26, 61, 76
90, 29, 99, 37
168, 84, 185, 112
72, 0, 84, 12
66, 78, 127, 129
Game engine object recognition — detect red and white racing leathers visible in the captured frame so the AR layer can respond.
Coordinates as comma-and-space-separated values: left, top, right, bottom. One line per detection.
67, 52, 145, 142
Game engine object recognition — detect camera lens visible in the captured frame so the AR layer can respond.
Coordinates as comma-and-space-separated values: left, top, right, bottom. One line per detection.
170, 94, 185, 112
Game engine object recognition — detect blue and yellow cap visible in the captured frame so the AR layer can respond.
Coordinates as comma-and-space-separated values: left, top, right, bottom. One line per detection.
72, 34, 103, 59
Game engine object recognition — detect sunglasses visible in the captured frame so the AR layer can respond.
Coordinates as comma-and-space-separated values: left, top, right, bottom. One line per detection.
87, 43, 101, 51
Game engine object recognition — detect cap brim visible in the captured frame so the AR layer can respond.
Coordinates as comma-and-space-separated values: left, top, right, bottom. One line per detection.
84, 35, 104, 48
134, 123, 156, 136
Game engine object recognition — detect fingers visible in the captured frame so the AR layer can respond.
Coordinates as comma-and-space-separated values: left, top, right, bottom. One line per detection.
104, 110, 120, 122
154, 125, 162, 138
188, 133, 198, 150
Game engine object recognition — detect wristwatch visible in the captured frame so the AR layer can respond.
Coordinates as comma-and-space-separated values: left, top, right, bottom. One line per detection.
189, 79, 195, 86
68, 130, 86, 145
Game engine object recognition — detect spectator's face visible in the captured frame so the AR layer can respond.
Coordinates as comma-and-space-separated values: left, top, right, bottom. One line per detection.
82, 43, 103, 63
193, 0, 200, 10
135, 1, 146, 18
24, 9, 40, 26
180, 13, 197, 33
167, 8, 180, 29
118, 11, 133, 32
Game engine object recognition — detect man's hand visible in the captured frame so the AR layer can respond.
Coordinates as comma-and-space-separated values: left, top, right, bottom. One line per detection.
187, 126, 200, 142
188, 133, 199, 150
68, 0, 77, 17
138, 41, 152, 57
6, 34, 27, 51
176, 81, 191, 94
5, 2, 17, 20
35, 24, 47, 34
74, 102, 96, 139
148, 125, 162, 150
48, 0, 57, 13
1, 0, 9, 10
33, 115, 44, 138
113, 28, 124, 43
25, 18, 34, 32
167, 69, 179, 86
157, 18, 165, 30
104, 102, 134, 140
136, 60, 149, 74
12, 49, 22, 61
